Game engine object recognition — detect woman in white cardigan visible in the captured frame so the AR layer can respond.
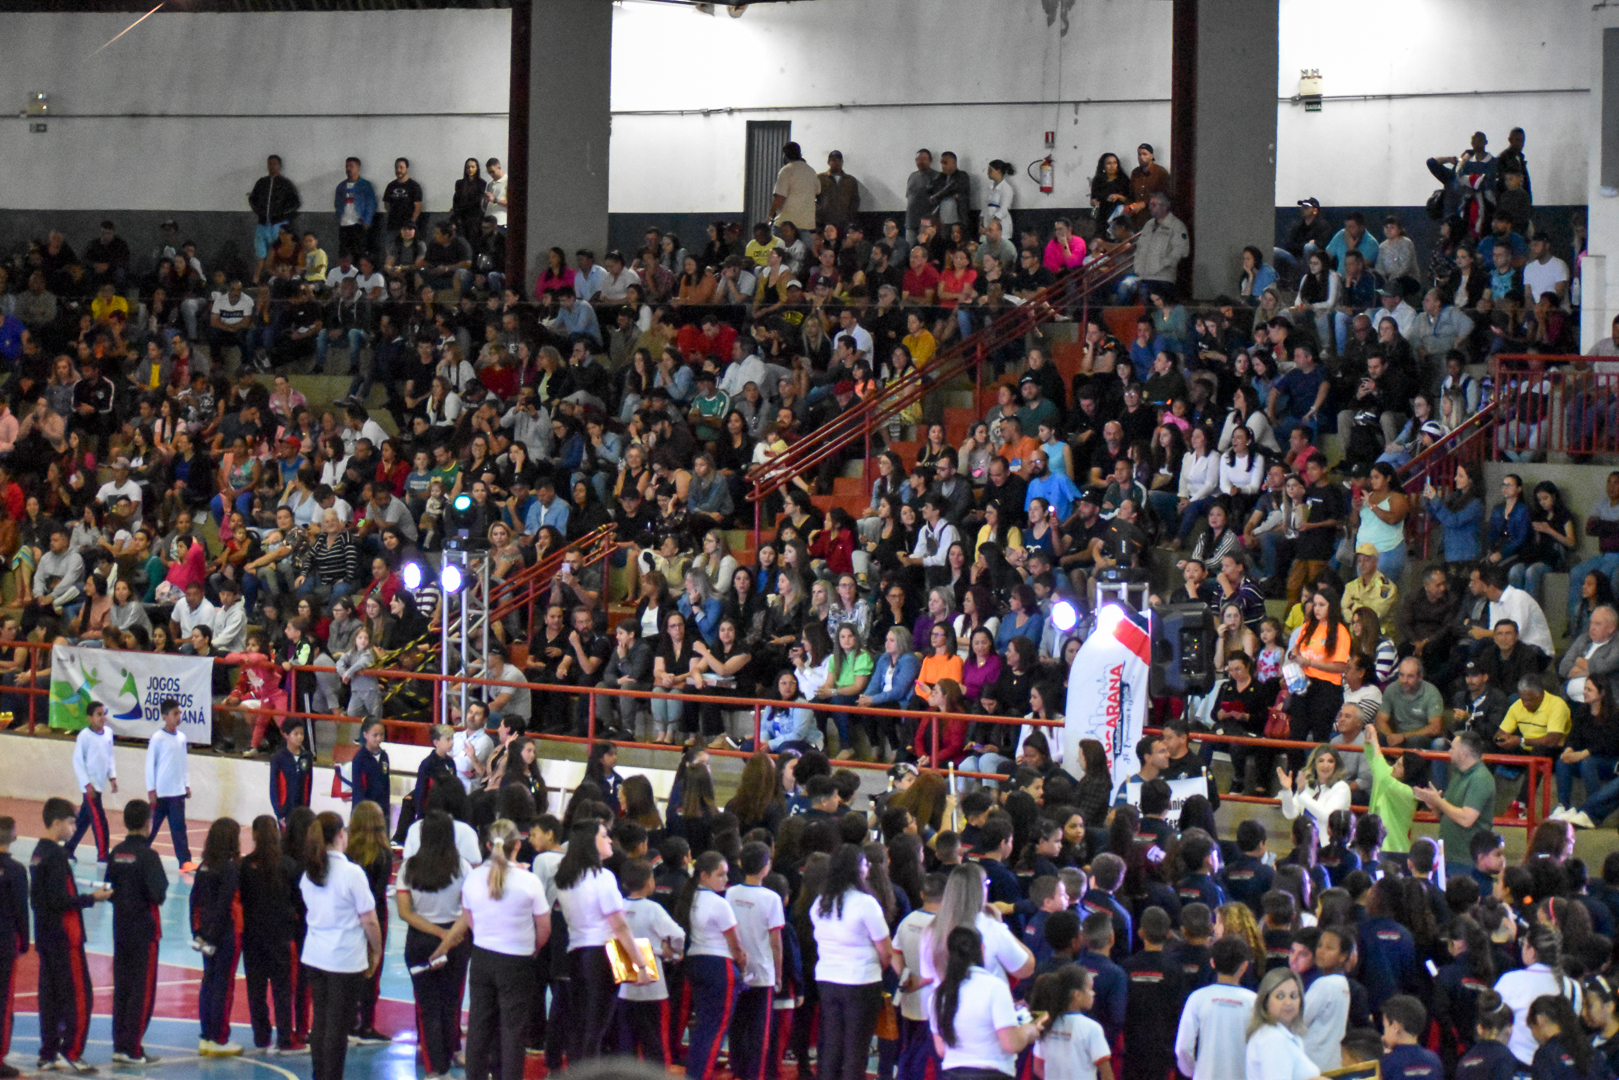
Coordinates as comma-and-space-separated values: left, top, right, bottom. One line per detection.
1175, 425, 1221, 543
1276, 744, 1352, 836
1216, 386, 1281, 454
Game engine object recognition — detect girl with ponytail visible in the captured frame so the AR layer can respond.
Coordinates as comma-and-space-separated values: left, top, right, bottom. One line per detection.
1583, 975, 1619, 1078
1434, 915, 1496, 1067
1527, 993, 1600, 1079
1496, 924, 1581, 1066
428, 819, 549, 1080
927, 926, 1042, 1076
297, 810, 382, 1080
1455, 989, 1518, 1080
674, 850, 747, 1080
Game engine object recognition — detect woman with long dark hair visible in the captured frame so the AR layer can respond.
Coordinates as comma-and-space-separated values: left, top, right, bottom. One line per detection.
240, 815, 300, 1054
1526, 993, 1598, 1079
1285, 585, 1351, 768
928, 927, 1042, 1076
549, 819, 649, 1062
673, 850, 748, 1080
299, 811, 382, 1080
193, 818, 244, 1056
809, 844, 895, 1080
397, 811, 472, 1080
425, 820, 549, 1080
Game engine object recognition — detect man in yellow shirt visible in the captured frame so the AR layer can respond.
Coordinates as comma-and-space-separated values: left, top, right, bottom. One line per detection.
1495, 675, 1571, 817
1342, 542, 1399, 634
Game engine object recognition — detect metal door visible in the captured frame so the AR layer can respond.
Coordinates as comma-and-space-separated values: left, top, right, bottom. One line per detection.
744, 120, 791, 228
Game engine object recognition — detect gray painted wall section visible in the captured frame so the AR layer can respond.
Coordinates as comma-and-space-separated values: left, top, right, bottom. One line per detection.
1189, 0, 1277, 297
524, 0, 612, 267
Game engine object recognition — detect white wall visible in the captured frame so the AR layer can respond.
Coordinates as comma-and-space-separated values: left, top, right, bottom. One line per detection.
0, 10, 510, 213
0, 0, 1595, 216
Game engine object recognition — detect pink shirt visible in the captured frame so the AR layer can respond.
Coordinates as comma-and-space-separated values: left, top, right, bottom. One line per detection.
1043, 234, 1087, 274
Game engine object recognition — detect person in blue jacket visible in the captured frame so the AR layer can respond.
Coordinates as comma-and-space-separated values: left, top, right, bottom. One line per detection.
856, 625, 920, 759
350, 717, 391, 824
1356, 877, 1419, 1014
332, 157, 378, 260
268, 719, 313, 827
1422, 463, 1485, 564
1483, 472, 1530, 566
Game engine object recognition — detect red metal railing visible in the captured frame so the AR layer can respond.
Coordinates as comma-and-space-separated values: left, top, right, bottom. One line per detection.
1492, 354, 1619, 458
1399, 392, 1500, 559
744, 240, 1140, 545
486, 523, 618, 633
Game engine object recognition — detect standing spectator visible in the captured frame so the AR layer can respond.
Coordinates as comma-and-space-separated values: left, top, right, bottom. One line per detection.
382, 158, 423, 238
770, 142, 819, 235
905, 150, 940, 242
333, 158, 378, 260
483, 158, 508, 228
451, 159, 486, 242
1133, 193, 1189, 302
1127, 143, 1172, 226
817, 151, 861, 233
927, 152, 971, 231
248, 155, 302, 283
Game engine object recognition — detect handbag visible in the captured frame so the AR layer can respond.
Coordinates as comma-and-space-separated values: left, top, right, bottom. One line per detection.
1263, 703, 1291, 740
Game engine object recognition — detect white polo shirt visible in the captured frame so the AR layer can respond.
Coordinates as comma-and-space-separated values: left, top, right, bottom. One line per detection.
686, 888, 738, 959
555, 866, 626, 950
300, 852, 375, 973
460, 861, 548, 957
726, 882, 785, 988
808, 888, 889, 985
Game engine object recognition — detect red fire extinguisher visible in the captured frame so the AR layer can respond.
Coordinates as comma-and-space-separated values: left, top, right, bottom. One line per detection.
1028, 155, 1054, 195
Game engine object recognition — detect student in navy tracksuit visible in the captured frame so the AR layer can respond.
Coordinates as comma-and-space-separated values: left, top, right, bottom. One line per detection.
191, 817, 244, 1054
240, 816, 301, 1052
32, 798, 112, 1072
676, 852, 746, 1080
406, 725, 456, 835
66, 703, 116, 863
107, 800, 168, 1065
0, 815, 31, 1080
351, 718, 391, 824
269, 719, 315, 826
1174, 830, 1230, 910
1219, 820, 1274, 916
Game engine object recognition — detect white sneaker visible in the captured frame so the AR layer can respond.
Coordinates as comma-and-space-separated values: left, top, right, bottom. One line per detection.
199, 1041, 243, 1057
1549, 805, 1569, 821
1569, 810, 1597, 829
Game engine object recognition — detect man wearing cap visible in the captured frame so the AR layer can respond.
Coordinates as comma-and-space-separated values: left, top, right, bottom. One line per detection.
1016, 375, 1060, 437
770, 142, 819, 233
1409, 288, 1473, 371
816, 151, 861, 233
95, 458, 142, 519
1343, 542, 1399, 634
687, 370, 730, 446
1368, 285, 1417, 340
1325, 211, 1379, 274
1126, 144, 1171, 226
1284, 198, 1334, 262
1449, 661, 1508, 745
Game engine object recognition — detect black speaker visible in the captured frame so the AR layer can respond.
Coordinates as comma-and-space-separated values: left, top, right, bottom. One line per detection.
1150, 603, 1218, 696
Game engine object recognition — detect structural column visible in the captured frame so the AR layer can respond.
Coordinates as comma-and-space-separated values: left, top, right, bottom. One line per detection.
516, 0, 612, 294
1171, 0, 1277, 299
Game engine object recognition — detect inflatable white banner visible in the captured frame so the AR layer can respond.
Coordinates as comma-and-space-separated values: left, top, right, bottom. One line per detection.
49, 644, 214, 740
1063, 603, 1151, 789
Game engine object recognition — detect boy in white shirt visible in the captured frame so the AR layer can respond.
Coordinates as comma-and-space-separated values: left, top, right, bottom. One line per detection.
617, 859, 685, 1065
144, 699, 193, 869
725, 841, 785, 1080
67, 701, 117, 862
1173, 936, 1256, 1080
892, 873, 944, 1080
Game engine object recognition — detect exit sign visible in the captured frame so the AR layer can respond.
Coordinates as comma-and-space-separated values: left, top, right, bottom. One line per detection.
29, 122, 47, 133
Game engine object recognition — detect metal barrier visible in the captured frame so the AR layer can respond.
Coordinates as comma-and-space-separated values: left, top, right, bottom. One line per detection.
4, 637, 1555, 832
1490, 354, 1617, 459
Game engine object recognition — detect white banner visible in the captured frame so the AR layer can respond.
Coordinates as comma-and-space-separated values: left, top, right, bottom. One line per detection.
1063, 603, 1151, 789
1124, 776, 1211, 815
49, 645, 214, 740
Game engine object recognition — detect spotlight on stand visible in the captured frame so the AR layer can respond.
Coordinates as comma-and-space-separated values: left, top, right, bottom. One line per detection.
441, 563, 464, 595
1051, 600, 1078, 633
401, 562, 424, 592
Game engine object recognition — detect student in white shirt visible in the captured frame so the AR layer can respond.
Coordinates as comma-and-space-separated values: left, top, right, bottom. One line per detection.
927, 926, 1043, 1077
552, 819, 653, 1063
1029, 963, 1113, 1080
616, 859, 686, 1065
1301, 926, 1352, 1071
67, 701, 116, 862
1175, 936, 1257, 1080
809, 844, 895, 1080
678, 851, 749, 1080
144, 699, 193, 868
395, 812, 471, 1079
891, 873, 943, 1075
1242, 967, 1322, 1080
299, 811, 383, 1080
1495, 925, 1582, 1065
726, 841, 786, 1080
919, 863, 1036, 986
430, 819, 551, 1080
399, 783, 482, 868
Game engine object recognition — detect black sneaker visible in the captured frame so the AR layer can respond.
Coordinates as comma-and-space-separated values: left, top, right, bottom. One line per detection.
352, 1029, 390, 1045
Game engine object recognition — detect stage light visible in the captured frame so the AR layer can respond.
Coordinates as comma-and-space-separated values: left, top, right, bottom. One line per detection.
1051, 600, 1078, 633
441, 563, 464, 594
401, 562, 423, 591
453, 493, 472, 513
1095, 602, 1124, 634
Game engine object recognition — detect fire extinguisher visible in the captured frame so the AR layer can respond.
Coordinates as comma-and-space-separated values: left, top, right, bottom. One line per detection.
1028, 155, 1054, 195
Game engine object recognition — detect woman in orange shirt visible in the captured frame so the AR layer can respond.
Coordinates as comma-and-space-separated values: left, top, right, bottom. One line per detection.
1285, 585, 1352, 768
912, 622, 964, 705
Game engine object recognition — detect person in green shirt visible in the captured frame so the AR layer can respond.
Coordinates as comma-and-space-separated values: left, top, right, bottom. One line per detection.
1362, 718, 1429, 854
687, 371, 730, 445
819, 624, 875, 760
1414, 729, 1497, 879
1375, 656, 1447, 782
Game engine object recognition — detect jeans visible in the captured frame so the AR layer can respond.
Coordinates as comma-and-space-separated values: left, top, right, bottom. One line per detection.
1377, 544, 1406, 583
1178, 495, 1218, 540
958, 751, 1012, 790
1556, 753, 1619, 808
316, 328, 368, 372
1508, 561, 1554, 606
1577, 772, 1619, 825
1567, 552, 1619, 625
1257, 531, 1282, 579
1146, 489, 1179, 531
651, 693, 685, 738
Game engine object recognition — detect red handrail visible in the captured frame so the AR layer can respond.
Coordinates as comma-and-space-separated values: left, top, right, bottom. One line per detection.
745, 240, 1140, 510
486, 523, 618, 629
